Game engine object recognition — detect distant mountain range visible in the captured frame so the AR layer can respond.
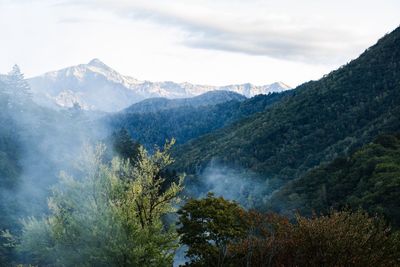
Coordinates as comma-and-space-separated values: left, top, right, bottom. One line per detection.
26, 59, 290, 112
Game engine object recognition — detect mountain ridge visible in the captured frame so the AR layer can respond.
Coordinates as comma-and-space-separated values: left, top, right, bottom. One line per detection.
105, 90, 293, 149
123, 90, 246, 114
26, 59, 290, 112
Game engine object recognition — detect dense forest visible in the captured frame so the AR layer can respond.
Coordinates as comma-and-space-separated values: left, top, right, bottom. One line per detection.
106, 91, 292, 148
0, 25, 400, 266
269, 133, 400, 227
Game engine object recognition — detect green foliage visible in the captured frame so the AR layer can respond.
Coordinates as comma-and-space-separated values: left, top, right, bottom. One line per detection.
18, 142, 184, 266
173, 27, 400, 193
107, 92, 291, 148
270, 133, 400, 227
177, 193, 247, 266
110, 128, 141, 162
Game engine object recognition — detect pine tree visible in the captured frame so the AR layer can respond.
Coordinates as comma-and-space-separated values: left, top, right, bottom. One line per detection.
6, 65, 31, 101
112, 128, 141, 162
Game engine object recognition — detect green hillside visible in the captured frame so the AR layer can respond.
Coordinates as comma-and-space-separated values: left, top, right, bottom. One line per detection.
269, 133, 400, 227
173, 27, 400, 191
106, 91, 291, 148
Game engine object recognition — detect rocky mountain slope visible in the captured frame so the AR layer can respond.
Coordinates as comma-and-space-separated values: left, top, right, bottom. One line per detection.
27, 59, 290, 112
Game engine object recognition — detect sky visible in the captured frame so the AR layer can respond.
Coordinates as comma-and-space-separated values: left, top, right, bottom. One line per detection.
0, 0, 399, 87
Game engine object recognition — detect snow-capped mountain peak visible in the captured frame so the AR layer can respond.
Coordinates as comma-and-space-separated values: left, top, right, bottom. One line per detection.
27, 59, 291, 112
88, 58, 109, 68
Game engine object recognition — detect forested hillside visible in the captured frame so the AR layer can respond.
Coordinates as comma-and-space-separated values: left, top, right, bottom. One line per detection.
106, 91, 292, 148
269, 133, 400, 227
173, 27, 400, 191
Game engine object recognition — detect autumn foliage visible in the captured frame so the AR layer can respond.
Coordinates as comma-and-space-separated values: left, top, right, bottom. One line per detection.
178, 195, 400, 267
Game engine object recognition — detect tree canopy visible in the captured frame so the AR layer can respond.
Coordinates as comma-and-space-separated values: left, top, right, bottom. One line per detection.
17, 142, 184, 266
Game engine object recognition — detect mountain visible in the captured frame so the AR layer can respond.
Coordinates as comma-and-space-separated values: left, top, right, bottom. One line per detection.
105, 91, 293, 149
27, 59, 290, 112
172, 27, 400, 193
218, 82, 290, 97
123, 90, 246, 114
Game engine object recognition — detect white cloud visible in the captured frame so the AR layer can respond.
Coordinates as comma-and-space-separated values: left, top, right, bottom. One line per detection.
64, 0, 368, 63
0, 0, 399, 86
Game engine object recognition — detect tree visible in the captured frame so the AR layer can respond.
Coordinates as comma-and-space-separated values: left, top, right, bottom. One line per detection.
111, 128, 141, 162
18, 141, 184, 266
6, 65, 31, 101
177, 193, 247, 266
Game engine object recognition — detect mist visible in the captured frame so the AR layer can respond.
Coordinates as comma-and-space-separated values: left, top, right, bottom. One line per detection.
13, 109, 108, 217
182, 160, 271, 209
0, 70, 115, 262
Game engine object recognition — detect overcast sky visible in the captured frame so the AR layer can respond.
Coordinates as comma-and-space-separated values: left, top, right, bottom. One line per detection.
0, 0, 399, 87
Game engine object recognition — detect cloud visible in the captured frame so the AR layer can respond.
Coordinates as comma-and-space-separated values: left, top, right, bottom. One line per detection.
61, 0, 367, 64
57, 17, 95, 24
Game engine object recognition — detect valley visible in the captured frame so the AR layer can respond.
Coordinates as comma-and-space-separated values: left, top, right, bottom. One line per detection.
0, 15, 399, 267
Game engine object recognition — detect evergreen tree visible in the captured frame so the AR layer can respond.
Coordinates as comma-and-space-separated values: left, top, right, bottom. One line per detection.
6, 65, 31, 101
112, 128, 141, 162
